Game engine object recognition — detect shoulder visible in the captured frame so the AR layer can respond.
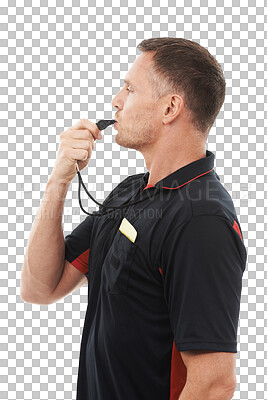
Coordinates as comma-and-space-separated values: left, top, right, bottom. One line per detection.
161, 213, 247, 273
188, 171, 237, 220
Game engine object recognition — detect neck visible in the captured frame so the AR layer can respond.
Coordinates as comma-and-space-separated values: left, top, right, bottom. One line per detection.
144, 144, 207, 186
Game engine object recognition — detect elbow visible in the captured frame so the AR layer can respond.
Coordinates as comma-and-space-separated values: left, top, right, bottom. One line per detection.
20, 294, 34, 304
226, 380, 237, 399
179, 380, 237, 400
20, 290, 27, 303
20, 289, 53, 306
20, 282, 30, 303
209, 381, 237, 400
20, 290, 33, 304
20, 295, 53, 306
20, 262, 53, 305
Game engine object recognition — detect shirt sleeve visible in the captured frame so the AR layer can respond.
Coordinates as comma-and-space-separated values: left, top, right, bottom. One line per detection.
160, 214, 247, 353
64, 175, 132, 276
64, 213, 96, 276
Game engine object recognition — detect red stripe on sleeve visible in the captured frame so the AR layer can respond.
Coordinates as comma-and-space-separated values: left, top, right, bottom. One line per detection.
233, 220, 243, 240
169, 340, 187, 400
71, 248, 90, 274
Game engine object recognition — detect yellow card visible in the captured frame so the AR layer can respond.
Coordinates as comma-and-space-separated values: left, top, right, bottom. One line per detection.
119, 217, 137, 243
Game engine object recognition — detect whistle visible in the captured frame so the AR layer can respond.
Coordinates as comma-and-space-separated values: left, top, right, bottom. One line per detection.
96, 119, 116, 130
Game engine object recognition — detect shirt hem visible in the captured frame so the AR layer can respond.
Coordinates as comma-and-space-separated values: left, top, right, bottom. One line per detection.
175, 341, 237, 353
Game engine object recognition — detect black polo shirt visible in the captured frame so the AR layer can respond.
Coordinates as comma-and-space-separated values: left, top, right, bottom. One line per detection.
65, 149, 247, 400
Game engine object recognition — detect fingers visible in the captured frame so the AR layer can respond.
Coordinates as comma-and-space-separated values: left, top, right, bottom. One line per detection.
63, 130, 94, 140
68, 118, 102, 141
70, 149, 90, 162
66, 138, 95, 151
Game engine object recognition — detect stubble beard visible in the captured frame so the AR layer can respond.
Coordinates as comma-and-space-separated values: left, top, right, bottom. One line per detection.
115, 116, 156, 151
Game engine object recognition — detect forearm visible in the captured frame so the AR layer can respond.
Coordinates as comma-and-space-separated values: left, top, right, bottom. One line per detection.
178, 382, 235, 400
20, 177, 71, 303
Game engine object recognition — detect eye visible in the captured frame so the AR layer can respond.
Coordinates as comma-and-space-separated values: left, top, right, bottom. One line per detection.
126, 87, 133, 93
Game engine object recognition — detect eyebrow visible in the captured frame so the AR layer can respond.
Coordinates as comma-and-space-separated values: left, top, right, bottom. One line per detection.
124, 78, 136, 88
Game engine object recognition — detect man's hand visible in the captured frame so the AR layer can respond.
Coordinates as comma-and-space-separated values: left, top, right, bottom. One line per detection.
50, 118, 103, 184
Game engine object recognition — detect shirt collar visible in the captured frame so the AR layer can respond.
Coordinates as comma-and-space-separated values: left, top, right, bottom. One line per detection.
142, 150, 215, 190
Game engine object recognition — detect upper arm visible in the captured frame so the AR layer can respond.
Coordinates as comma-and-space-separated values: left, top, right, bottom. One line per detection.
64, 214, 96, 276
161, 215, 246, 353
180, 350, 237, 390
46, 259, 88, 305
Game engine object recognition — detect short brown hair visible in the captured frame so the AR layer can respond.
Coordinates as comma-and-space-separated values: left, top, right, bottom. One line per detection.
137, 37, 226, 139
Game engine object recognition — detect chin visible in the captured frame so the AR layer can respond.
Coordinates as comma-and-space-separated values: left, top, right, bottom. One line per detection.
115, 134, 122, 145
115, 135, 129, 148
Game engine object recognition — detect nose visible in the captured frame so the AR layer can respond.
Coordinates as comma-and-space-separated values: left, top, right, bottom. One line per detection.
111, 88, 123, 110
111, 95, 118, 109
111, 98, 116, 109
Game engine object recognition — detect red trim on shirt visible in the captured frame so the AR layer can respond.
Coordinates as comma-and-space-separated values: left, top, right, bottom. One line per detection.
157, 272, 187, 399
169, 340, 187, 400
142, 167, 214, 191
71, 248, 90, 274
233, 220, 243, 240
163, 167, 214, 190
143, 184, 155, 190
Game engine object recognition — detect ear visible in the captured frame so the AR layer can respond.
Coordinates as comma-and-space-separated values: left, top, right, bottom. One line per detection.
162, 94, 184, 126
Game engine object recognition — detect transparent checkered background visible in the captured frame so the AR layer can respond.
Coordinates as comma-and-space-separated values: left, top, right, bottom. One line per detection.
0, 0, 265, 399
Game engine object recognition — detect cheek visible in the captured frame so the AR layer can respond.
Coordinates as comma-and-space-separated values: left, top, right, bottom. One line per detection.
123, 96, 153, 121
128, 97, 146, 114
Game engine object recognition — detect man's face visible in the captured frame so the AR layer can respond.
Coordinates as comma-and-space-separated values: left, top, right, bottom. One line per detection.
111, 52, 162, 151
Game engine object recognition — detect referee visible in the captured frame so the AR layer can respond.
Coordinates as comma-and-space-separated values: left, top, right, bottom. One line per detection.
21, 37, 247, 400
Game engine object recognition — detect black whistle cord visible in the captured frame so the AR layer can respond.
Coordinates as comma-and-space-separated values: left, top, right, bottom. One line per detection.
76, 119, 159, 217
77, 168, 159, 217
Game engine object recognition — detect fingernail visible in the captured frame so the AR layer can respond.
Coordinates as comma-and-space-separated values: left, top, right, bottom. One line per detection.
98, 132, 102, 139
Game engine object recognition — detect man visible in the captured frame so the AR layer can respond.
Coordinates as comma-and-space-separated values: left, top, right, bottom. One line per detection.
21, 37, 247, 400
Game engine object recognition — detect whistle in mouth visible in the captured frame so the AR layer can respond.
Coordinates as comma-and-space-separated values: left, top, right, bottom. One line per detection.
96, 119, 116, 130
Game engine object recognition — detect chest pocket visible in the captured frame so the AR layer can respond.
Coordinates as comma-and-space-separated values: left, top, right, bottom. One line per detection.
101, 229, 137, 295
